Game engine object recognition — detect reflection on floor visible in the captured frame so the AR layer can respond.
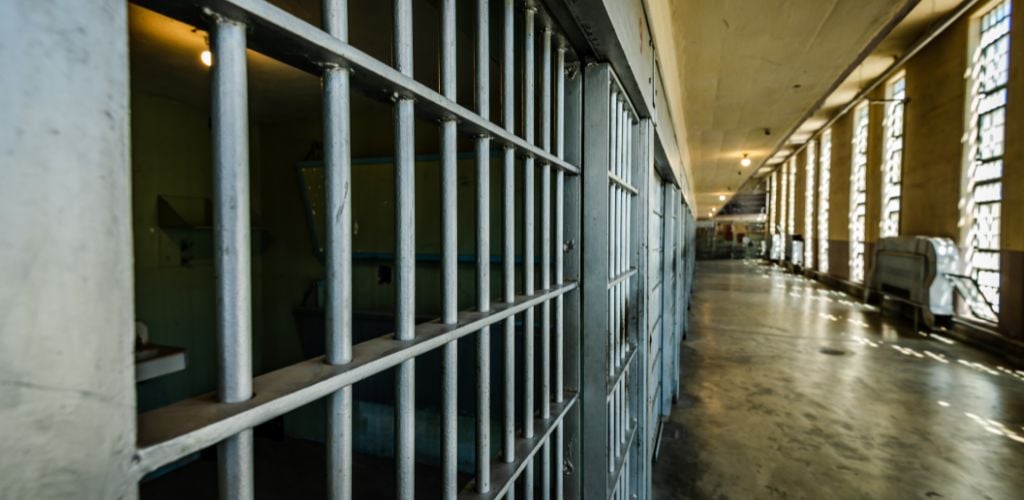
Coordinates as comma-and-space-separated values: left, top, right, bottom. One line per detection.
653, 260, 1024, 499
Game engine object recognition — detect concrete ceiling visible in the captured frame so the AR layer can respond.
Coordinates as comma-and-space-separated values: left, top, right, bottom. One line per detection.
646, 0, 923, 216
773, 0, 964, 165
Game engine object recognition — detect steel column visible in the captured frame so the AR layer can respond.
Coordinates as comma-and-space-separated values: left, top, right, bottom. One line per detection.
561, 59, 585, 500
580, 63, 613, 500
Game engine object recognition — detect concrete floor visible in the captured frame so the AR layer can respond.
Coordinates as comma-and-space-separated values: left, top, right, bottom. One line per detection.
653, 260, 1024, 500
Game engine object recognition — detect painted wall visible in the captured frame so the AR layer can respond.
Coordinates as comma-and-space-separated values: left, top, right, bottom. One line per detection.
901, 19, 968, 240
794, 152, 806, 239
828, 111, 853, 280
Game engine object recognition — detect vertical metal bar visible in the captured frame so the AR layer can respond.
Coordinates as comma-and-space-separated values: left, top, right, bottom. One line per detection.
394, 0, 415, 497
607, 91, 617, 380
616, 148, 622, 383
523, 3, 536, 438
540, 25, 552, 419
501, 0, 516, 469
323, 2, 353, 500
615, 103, 622, 368
618, 110, 626, 375
211, 17, 254, 500
440, 0, 458, 497
553, 39, 566, 500
611, 94, 620, 478
539, 24, 553, 500
523, 6, 536, 497
617, 103, 625, 366
475, 0, 492, 493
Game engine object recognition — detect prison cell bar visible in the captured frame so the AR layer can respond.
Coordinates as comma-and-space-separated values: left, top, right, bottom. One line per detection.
394, 0, 416, 497
211, 16, 254, 500
440, 0, 458, 497
475, 0, 492, 493
522, 4, 537, 497
554, 36, 566, 500
501, 0, 517, 491
322, 0, 353, 498
540, 23, 553, 500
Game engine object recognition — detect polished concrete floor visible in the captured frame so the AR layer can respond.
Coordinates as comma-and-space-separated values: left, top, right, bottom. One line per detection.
653, 260, 1024, 500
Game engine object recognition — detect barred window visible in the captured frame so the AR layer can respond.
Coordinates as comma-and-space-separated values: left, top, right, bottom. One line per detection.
781, 160, 789, 238
788, 158, 796, 237
881, 74, 906, 238
805, 141, 816, 267
770, 171, 779, 233
819, 129, 831, 274
850, 103, 869, 283
964, 0, 1011, 315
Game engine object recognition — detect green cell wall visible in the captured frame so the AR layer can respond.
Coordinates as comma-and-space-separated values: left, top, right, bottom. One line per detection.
132, 92, 267, 412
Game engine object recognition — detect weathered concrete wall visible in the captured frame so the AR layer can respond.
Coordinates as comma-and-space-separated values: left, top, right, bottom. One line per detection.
0, 1, 136, 498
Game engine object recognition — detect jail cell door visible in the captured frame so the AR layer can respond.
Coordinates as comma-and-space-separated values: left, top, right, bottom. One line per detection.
126, 1, 585, 499
581, 63, 644, 500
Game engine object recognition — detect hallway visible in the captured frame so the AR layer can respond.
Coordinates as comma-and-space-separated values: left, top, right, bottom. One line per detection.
653, 261, 1024, 499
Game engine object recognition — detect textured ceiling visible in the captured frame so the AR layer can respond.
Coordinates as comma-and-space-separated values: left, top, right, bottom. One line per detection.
647, 0, 922, 216
774, 0, 964, 164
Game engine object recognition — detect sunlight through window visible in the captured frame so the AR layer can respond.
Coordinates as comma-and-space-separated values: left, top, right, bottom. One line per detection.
850, 104, 869, 283
963, 0, 1011, 315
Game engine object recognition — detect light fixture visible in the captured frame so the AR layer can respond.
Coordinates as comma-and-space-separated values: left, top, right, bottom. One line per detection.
719, 194, 726, 201
740, 154, 752, 167
200, 49, 213, 67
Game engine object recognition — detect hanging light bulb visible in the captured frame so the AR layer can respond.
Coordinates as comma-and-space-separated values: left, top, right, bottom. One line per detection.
719, 194, 726, 201
200, 49, 213, 67
740, 154, 752, 167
